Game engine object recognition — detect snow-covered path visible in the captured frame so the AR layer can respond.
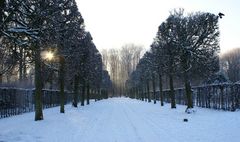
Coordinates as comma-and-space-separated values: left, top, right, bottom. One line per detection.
0, 98, 240, 142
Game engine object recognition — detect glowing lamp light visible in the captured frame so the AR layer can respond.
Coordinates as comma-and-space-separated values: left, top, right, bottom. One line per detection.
42, 51, 54, 61
46, 51, 54, 60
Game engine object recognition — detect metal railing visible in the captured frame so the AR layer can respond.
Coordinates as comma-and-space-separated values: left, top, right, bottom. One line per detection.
0, 87, 72, 119
159, 83, 240, 111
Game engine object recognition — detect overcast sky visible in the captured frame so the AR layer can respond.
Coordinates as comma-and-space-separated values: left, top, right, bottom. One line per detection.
76, 0, 240, 53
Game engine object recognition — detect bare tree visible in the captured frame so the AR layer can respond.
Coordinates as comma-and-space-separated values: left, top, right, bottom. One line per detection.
101, 49, 108, 70
108, 49, 119, 96
221, 48, 240, 82
106, 44, 143, 96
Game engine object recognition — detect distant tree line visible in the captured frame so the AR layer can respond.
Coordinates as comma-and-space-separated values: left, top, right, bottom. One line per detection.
0, 0, 112, 121
101, 44, 143, 97
220, 48, 240, 83
127, 9, 221, 111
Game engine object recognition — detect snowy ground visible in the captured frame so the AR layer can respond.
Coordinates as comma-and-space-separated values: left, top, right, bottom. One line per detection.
0, 98, 240, 142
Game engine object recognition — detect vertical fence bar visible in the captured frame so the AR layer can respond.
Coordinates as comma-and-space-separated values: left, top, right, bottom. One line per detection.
160, 83, 239, 111
0, 87, 73, 119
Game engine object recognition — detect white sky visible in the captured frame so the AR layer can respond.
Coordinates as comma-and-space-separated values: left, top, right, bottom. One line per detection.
76, 0, 240, 53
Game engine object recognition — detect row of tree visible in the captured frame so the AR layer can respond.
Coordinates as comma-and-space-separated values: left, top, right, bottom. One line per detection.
0, 0, 112, 121
127, 9, 221, 110
101, 44, 143, 97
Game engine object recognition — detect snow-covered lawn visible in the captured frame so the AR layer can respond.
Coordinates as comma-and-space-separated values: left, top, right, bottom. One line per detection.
0, 98, 240, 142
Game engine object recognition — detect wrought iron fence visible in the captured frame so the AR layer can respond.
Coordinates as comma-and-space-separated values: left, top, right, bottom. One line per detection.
160, 83, 240, 111
0, 87, 72, 119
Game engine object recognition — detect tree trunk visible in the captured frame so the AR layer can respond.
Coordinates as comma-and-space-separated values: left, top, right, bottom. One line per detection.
19, 48, 23, 81
182, 56, 193, 109
147, 80, 151, 102
59, 56, 65, 113
220, 86, 224, 109
135, 87, 137, 99
86, 81, 90, 105
169, 74, 176, 108
72, 74, 79, 107
0, 74, 3, 84
152, 73, 156, 104
81, 80, 85, 106
34, 47, 43, 121
49, 73, 53, 90
98, 88, 101, 100
138, 87, 141, 100
158, 73, 164, 106
0, 1, 5, 33
106, 89, 108, 99
94, 89, 97, 101
23, 50, 27, 80
145, 84, 147, 101
184, 72, 193, 108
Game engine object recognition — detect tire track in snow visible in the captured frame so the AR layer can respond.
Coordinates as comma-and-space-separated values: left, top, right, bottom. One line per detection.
124, 100, 178, 142
121, 104, 143, 142
123, 102, 162, 141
